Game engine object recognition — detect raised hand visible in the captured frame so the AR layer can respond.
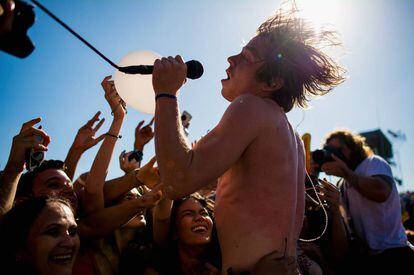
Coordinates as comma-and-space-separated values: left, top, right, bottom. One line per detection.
119, 150, 140, 174
152, 55, 187, 95
136, 156, 159, 189
317, 178, 341, 211
136, 187, 162, 208
134, 118, 155, 150
71, 111, 105, 152
321, 154, 350, 178
101, 76, 126, 118
7, 118, 50, 172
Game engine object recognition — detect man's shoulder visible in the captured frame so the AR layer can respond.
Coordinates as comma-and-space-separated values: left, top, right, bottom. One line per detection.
226, 94, 283, 121
357, 155, 392, 177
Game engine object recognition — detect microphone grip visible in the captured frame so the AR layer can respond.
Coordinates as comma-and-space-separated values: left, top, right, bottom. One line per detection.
118, 65, 153, 74
118, 60, 203, 80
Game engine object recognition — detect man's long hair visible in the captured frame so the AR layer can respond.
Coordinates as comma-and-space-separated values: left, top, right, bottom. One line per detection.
325, 130, 373, 171
256, 6, 346, 112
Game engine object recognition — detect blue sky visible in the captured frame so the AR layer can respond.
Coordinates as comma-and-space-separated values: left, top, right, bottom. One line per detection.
1, 0, 413, 191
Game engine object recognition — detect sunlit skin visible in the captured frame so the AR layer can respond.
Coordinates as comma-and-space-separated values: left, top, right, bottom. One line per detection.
153, 33, 305, 271
175, 199, 213, 246
221, 35, 274, 101
215, 34, 305, 270
26, 202, 80, 275
31, 169, 78, 212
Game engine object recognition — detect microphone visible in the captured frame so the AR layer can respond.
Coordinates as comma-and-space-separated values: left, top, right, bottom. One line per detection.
118, 60, 204, 80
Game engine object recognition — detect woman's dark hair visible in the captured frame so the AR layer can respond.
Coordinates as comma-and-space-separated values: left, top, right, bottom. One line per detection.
16, 160, 67, 198
256, 6, 346, 112
0, 196, 74, 275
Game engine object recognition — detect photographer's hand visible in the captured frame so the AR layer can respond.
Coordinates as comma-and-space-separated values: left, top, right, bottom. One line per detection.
0, 0, 14, 37
7, 118, 50, 172
119, 150, 139, 174
321, 154, 351, 178
1, 117, 50, 216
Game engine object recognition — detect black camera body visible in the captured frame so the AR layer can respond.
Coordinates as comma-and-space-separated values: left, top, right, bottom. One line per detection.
311, 145, 347, 172
128, 150, 143, 163
0, 0, 35, 58
25, 134, 45, 171
181, 111, 192, 129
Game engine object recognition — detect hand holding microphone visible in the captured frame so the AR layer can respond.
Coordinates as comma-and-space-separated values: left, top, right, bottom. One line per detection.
151, 55, 189, 96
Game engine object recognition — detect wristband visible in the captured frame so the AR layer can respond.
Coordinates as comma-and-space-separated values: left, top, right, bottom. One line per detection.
155, 93, 177, 101
106, 132, 122, 139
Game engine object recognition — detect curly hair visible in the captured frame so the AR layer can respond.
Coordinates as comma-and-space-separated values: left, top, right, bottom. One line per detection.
255, 6, 346, 112
324, 130, 373, 170
16, 160, 67, 198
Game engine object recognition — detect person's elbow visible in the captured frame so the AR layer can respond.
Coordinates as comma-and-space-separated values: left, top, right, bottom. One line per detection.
162, 175, 197, 200
374, 190, 391, 203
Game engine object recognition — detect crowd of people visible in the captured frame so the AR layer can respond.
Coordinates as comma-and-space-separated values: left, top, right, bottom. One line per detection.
1, 1, 414, 274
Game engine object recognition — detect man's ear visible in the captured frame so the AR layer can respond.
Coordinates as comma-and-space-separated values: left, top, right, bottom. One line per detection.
262, 77, 284, 93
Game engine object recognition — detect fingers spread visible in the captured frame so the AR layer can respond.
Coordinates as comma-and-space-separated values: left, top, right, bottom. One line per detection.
136, 120, 145, 130
93, 117, 105, 132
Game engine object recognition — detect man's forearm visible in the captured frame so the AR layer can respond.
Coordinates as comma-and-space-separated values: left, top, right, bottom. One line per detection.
155, 99, 192, 196
0, 165, 22, 217
344, 170, 391, 202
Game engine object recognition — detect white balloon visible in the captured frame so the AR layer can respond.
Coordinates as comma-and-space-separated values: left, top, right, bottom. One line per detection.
114, 51, 161, 115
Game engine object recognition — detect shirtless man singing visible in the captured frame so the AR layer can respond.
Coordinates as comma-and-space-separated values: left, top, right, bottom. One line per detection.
152, 8, 345, 274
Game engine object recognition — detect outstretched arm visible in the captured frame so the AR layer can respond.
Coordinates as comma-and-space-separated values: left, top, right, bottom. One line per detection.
65, 111, 105, 180
78, 189, 161, 239
83, 76, 126, 215
153, 56, 262, 199
0, 118, 50, 217
322, 155, 392, 203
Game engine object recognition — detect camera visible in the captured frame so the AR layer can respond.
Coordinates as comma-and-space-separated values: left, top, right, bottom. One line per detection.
311, 145, 346, 172
181, 111, 192, 129
0, 0, 35, 58
25, 135, 44, 171
128, 150, 143, 162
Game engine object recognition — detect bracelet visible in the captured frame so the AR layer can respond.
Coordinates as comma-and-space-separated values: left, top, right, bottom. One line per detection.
106, 132, 122, 139
155, 93, 177, 101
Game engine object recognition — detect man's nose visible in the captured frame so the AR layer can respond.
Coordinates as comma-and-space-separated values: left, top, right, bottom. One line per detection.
227, 55, 236, 66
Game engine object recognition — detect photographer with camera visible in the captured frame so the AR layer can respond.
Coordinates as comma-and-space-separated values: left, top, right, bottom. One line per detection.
319, 129, 413, 274
0, 117, 50, 217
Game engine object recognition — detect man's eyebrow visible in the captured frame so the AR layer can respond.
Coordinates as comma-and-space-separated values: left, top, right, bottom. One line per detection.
244, 46, 261, 59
